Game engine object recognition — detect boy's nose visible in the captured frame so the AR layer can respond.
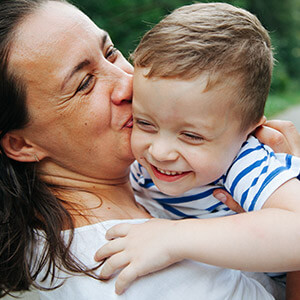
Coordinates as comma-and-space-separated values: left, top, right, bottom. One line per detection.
148, 141, 178, 162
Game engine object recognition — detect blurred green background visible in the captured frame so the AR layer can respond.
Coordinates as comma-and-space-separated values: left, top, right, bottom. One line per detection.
72, 0, 300, 117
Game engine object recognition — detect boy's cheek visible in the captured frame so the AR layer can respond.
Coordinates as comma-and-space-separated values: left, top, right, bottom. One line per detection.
131, 130, 144, 160
130, 126, 138, 146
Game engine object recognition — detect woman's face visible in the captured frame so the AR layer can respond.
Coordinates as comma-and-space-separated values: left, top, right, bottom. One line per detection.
9, 1, 134, 180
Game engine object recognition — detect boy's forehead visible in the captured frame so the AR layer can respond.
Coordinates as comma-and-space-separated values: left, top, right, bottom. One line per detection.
133, 67, 243, 115
133, 66, 241, 87
133, 67, 243, 132
133, 67, 150, 77
133, 67, 209, 91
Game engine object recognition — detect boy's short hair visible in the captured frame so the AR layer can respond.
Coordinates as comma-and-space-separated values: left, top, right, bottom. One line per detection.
132, 2, 274, 131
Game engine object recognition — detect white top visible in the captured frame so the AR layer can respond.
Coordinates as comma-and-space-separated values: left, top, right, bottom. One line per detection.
131, 136, 300, 219
35, 219, 276, 300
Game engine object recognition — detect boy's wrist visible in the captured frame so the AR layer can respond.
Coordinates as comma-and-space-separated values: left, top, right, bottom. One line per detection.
169, 219, 195, 261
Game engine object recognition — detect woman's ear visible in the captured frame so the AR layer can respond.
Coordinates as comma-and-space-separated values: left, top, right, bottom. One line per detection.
1, 132, 47, 162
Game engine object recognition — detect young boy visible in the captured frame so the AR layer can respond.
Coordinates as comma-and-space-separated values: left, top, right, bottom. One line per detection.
95, 2, 300, 297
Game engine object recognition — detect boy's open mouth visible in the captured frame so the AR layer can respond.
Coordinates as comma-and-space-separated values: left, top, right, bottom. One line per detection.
156, 167, 183, 175
150, 165, 191, 182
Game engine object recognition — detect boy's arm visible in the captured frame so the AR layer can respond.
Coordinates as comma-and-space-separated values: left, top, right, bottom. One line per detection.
179, 178, 300, 270
95, 178, 300, 294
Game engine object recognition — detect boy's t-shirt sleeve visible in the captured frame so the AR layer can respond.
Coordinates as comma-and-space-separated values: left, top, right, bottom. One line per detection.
223, 136, 300, 211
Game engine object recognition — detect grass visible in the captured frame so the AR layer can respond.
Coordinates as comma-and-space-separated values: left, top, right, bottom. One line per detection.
265, 88, 300, 118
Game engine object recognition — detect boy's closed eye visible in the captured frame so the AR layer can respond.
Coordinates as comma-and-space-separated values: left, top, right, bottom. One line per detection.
181, 132, 204, 143
134, 119, 156, 132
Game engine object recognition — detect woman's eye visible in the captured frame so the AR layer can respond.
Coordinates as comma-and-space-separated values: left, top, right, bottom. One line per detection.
76, 74, 95, 94
105, 46, 118, 62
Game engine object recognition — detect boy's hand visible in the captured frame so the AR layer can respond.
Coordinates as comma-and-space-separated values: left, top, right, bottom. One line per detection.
94, 219, 182, 294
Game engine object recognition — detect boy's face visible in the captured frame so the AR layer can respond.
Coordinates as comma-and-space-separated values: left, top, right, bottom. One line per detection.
132, 68, 253, 196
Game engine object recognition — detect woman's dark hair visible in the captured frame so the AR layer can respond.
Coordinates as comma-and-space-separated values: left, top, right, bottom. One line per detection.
0, 0, 100, 297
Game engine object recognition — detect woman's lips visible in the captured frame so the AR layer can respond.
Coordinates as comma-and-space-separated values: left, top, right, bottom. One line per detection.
150, 165, 191, 182
123, 116, 133, 128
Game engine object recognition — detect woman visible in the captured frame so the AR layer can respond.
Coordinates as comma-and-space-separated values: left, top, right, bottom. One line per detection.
0, 0, 292, 299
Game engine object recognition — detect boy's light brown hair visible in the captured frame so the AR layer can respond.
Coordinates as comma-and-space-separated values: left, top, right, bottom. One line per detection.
132, 2, 274, 131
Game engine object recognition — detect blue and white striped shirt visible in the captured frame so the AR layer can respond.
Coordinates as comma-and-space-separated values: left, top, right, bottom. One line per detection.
130, 136, 300, 220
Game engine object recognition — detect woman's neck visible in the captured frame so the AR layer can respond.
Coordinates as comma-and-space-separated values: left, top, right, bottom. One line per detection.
38, 161, 151, 227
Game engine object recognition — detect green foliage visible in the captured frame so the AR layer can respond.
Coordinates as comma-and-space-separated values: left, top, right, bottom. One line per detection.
73, 0, 300, 98
243, 0, 300, 93
265, 87, 300, 117
271, 64, 290, 93
72, 0, 195, 57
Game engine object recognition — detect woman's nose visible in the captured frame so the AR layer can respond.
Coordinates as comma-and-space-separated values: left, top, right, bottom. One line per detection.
111, 70, 133, 105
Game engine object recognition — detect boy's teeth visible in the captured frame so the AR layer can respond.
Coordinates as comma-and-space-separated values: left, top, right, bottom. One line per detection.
157, 167, 182, 175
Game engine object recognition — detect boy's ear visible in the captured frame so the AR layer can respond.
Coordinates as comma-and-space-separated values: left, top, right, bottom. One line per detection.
257, 115, 267, 127
1, 132, 47, 162
247, 115, 267, 134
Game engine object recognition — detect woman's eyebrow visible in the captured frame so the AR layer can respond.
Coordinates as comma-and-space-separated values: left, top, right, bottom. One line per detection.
61, 32, 109, 91
101, 31, 109, 47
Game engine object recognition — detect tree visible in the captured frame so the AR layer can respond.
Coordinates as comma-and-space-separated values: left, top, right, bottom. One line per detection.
73, 0, 300, 92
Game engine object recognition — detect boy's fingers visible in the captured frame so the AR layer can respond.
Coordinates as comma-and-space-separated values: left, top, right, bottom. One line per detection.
115, 265, 138, 295
105, 223, 132, 240
94, 239, 124, 262
99, 252, 129, 280
213, 190, 245, 213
